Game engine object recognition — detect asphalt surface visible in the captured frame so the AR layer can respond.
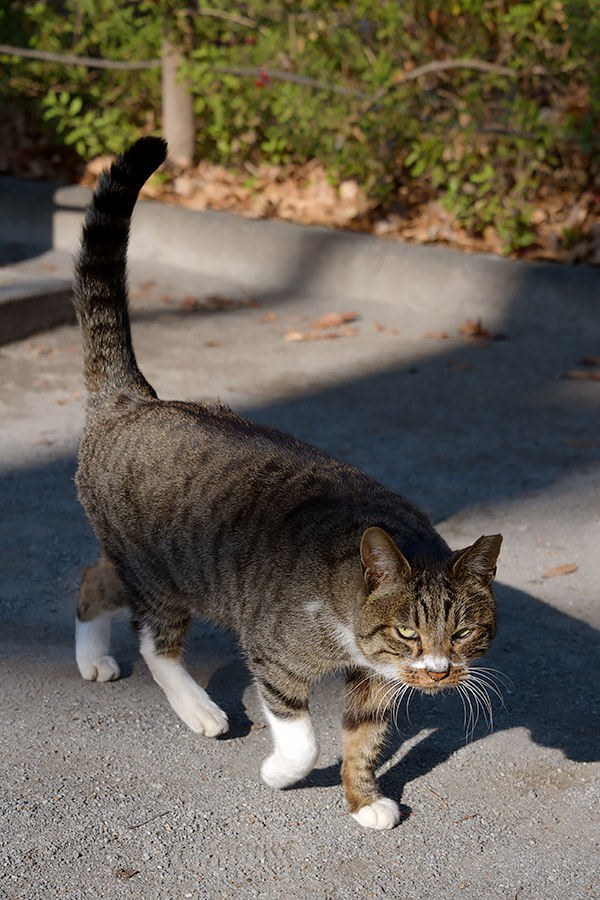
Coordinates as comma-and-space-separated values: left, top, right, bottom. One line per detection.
0, 188, 599, 900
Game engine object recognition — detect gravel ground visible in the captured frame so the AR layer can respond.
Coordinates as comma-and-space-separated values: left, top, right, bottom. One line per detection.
0, 243, 598, 900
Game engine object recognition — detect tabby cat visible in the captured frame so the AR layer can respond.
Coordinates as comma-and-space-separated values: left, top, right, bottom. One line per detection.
73, 137, 502, 830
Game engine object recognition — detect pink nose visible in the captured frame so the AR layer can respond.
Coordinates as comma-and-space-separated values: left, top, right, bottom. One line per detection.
427, 670, 449, 682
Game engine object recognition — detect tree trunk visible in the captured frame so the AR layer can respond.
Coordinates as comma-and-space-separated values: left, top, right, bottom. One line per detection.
161, 36, 195, 166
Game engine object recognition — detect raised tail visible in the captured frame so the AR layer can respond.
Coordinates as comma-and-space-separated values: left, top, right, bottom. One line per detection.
73, 136, 168, 408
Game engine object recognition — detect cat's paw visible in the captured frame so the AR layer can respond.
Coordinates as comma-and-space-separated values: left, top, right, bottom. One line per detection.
174, 692, 229, 737
351, 797, 400, 830
260, 749, 317, 789
79, 654, 121, 682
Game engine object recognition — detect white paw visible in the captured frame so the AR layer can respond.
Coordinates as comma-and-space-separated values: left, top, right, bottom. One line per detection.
173, 691, 229, 737
260, 750, 316, 789
351, 797, 400, 830
79, 654, 121, 682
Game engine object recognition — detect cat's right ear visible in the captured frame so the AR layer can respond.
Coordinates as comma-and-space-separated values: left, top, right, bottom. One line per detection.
360, 527, 412, 593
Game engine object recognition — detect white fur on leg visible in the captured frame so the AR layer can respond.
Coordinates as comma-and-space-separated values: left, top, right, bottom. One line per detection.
260, 706, 319, 789
75, 612, 120, 682
139, 627, 228, 737
352, 797, 400, 830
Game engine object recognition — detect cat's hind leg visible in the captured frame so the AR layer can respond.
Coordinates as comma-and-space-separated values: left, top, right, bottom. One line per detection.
253, 665, 318, 788
76, 557, 125, 682
138, 619, 228, 738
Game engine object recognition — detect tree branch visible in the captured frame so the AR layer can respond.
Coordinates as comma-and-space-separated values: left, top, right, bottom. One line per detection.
0, 44, 161, 70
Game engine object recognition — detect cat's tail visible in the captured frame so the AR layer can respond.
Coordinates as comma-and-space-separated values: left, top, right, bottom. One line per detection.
73, 136, 168, 408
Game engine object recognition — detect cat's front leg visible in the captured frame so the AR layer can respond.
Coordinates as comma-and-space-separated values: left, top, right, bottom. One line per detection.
342, 669, 401, 830
253, 666, 318, 789
138, 621, 229, 738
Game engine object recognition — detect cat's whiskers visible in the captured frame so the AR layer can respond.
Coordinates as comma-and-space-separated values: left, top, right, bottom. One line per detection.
469, 665, 513, 690
467, 671, 506, 708
457, 674, 496, 737
375, 680, 404, 725
456, 683, 478, 739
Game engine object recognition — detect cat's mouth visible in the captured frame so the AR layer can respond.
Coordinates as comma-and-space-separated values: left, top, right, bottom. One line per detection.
399, 664, 468, 694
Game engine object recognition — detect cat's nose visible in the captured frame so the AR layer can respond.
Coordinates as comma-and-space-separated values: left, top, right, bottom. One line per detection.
426, 669, 449, 681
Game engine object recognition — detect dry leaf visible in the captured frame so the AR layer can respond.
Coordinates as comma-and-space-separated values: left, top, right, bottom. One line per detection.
559, 370, 600, 381
28, 344, 58, 357
423, 331, 449, 340
338, 326, 360, 337
55, 390, 81, 406
311, 311, 359, 330
260, 313, 278, 324
284, 329, 311, 342
542, 563, 578, 578
459, 319, 493, 346
372, 321, 386, 332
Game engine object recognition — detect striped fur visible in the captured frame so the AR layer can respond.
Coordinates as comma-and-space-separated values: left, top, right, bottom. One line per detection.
73, 138, 502, 828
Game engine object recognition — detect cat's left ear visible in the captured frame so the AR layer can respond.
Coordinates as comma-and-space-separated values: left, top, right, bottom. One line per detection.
360, 527, 412, 593
450, 534, 503, 583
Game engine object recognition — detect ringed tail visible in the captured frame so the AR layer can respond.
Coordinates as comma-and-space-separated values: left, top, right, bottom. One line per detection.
73, 136, 168, 408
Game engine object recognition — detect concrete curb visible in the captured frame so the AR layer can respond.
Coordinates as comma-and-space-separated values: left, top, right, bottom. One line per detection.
0, 176, 598, 345
0, 269, 73, 344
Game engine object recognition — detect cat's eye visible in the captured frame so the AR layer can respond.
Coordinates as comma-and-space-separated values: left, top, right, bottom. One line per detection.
453, 628, 473, 640
396, 626, 417, 639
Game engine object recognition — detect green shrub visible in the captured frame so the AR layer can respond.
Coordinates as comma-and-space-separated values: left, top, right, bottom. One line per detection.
1, 0, 599, 252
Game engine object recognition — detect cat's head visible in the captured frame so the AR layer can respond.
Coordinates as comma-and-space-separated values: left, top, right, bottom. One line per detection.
355, 526, 502, 693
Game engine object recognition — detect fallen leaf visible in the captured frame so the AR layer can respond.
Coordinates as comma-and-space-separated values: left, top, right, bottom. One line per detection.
559, 370, 600, 381
459, 319, 493, 346
139, 280, 155, 289
542, 563, 578, 578
41, 262, 56, 272
338, 325, 360, 337
260, 313, 278, 323
113, 868, 139, 881
311, 311, 359, 330
447, 360, 473, 371
55, 389, 81, 406
28, 344, 58, 357
423, 331, 449, 340
284, 329, 312, 342
579, 356, 600, 366
372, 321, 386, 332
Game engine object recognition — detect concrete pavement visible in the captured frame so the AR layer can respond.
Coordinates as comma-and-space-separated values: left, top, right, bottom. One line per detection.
0, 178, 599, 900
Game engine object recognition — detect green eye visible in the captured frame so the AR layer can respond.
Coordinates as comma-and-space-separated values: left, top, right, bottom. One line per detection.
397, 626, 417, 639
454, 628, 473, 640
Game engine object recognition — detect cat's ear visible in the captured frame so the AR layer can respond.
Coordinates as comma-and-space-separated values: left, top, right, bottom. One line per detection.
360, 527, 412, 593
450, 534, 502, 583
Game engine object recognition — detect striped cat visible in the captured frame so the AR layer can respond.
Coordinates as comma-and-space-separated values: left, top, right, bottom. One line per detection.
73, 137, 502, 830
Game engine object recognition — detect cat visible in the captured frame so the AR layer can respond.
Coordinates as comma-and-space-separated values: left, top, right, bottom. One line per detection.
72, 137, 502, 830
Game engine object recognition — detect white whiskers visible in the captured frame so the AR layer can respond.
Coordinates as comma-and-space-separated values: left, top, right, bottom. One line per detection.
456, 664, 508, 740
